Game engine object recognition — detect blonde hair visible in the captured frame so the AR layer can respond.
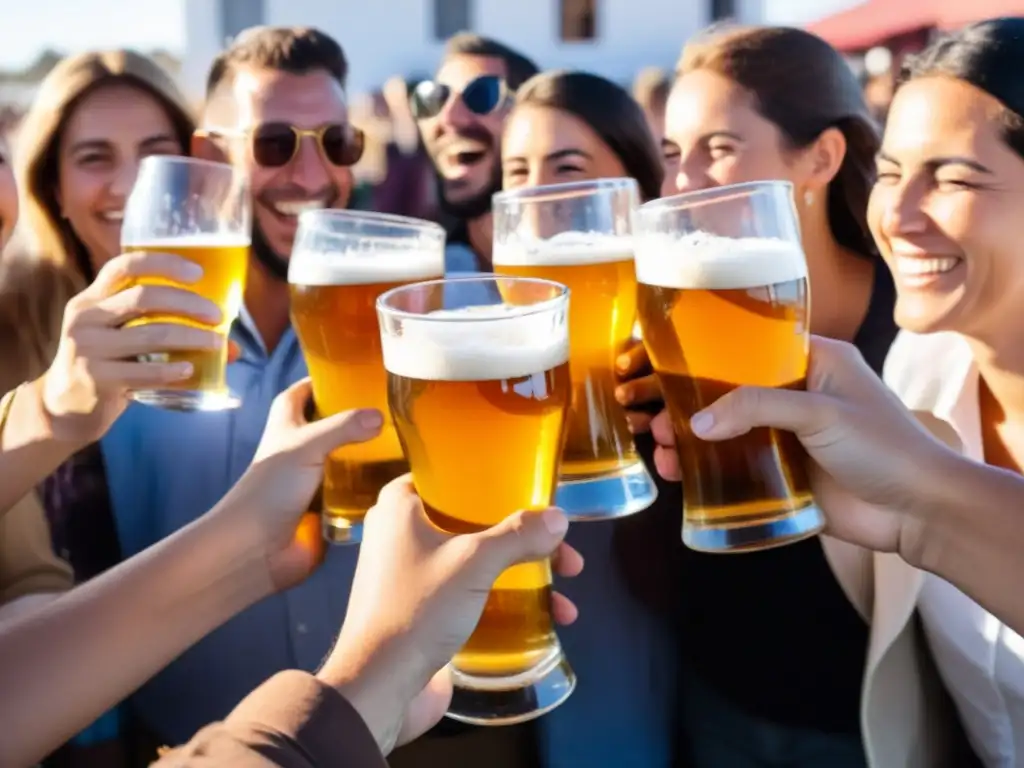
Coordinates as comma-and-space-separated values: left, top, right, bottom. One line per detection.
16, 49, 196, 287
1, 50, 196, 388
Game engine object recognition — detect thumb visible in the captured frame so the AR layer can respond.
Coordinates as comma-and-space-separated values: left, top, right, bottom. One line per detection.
690, 385, 831, 441
265, 379, 385, 457
468, 508, 569, 579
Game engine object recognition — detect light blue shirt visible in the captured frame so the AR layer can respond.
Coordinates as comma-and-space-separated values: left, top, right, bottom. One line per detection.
101, 307, 360, 744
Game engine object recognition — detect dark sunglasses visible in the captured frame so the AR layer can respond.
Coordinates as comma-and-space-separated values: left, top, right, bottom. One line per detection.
198, 122, 365, 168
409, 75, 507, 120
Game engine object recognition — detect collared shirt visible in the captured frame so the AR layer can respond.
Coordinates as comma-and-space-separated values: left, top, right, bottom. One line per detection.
100, 307, 361, 745
884, 330, 1024, 768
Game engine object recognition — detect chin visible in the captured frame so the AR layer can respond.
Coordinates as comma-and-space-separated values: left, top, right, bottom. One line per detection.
894, 299, 964, 336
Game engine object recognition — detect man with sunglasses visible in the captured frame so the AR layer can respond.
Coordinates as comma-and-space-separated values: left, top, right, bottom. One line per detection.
411, 33, 538, 281
96, 26, 378, 759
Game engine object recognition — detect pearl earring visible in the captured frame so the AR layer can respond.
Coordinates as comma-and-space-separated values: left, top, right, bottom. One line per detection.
804, 190, 814, 207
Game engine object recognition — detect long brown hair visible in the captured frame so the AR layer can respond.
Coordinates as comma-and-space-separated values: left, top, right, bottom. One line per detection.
1, 50, 195, 390
678, 25, 881, 258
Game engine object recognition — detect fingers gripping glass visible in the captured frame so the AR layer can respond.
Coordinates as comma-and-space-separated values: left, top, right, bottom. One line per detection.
197, 123, 365, 168
634, 180, 823, 552
409, 75, 507, 119
120, 156, 251, 412
377, 276, 576, 725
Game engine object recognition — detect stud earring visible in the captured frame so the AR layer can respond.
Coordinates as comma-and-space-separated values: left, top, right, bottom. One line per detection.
804, 190, 814, 207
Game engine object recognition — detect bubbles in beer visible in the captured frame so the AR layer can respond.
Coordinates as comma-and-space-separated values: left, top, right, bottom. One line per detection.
635, 232, 807, 290
288, 245, 444, 286
494, 230, 634, 267
381, 304, 569, 382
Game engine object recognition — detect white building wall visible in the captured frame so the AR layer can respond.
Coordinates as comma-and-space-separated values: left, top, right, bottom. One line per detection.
182, 0, 765, 101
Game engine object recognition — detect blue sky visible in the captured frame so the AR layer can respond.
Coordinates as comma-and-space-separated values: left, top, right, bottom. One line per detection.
0, 0, 857, 70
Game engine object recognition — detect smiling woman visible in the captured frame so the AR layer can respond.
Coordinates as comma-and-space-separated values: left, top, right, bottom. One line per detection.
869, 19, 1024, 766
0, 47, 195, 762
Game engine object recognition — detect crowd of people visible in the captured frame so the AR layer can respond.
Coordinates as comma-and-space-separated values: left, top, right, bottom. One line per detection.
3, 13, 1024, 768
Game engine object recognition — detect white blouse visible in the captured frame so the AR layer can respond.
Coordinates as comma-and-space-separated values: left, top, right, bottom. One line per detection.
884, 331, 1024, 767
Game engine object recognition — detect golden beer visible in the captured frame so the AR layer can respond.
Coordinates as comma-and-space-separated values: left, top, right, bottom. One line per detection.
494, 247, 638, 479
379, 277, 575, 724
124, 237, 248, 396
289, 250, 443, 539
636, 233, 816, 549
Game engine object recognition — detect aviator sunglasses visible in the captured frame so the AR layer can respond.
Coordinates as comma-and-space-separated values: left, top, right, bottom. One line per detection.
197, 122, 366, 168
409, 75, 508, 120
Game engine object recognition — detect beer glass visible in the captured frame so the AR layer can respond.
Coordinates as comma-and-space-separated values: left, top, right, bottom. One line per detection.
492, 179, 658, 521
289, 210, 445, 544
121, 156, 250, 411
635, 180, 822, 552
378, 276, 575, 725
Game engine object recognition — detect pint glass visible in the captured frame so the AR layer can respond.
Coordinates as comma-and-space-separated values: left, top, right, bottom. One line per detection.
378, 276, 575, 725
635, 180, 822, 552
289, 210, 445, 544
121, 156, 250, 411
492, 179, 657, 521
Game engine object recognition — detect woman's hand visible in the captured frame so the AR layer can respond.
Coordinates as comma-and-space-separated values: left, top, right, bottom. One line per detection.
614, 339, 662, 434
41, 251, 225, 445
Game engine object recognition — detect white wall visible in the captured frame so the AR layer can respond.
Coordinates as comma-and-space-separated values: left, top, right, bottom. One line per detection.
182, 0, 743, 101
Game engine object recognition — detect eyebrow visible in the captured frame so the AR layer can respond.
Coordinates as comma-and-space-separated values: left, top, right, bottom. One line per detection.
876, 151, 993, 174
71, 133, 178, 153
702, 130, 743, 142
544, 148, 590, 162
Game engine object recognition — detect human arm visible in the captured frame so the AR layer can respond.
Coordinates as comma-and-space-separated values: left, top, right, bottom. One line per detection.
0, 251, 225, 512
649, 335, 1024, 634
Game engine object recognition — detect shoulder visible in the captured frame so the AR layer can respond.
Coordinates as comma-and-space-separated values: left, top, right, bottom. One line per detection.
882, 330, 972, 411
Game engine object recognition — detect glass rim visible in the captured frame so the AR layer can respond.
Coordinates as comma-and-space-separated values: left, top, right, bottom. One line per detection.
376, 275, 569, 322
492, 177, 639, 206
639, 180, 793, 216
138, 154, 246, 177
297, 208, 446, 239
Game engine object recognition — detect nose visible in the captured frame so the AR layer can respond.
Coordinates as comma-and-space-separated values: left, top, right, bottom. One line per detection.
672, 154, 713, 195
437, 90, 476, 131
109, 158, 141, 199
879, 180, 929, 238
287, 134, 332, 192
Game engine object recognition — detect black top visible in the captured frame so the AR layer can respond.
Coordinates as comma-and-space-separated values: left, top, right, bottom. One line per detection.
615, 262, 899, 741
675, 262, 899, 734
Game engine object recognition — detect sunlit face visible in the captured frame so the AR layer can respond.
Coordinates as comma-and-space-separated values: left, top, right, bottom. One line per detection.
56, 83, 183, 273
662, 69, 801, 198
223, 67, 354, 262
418, 54, 509, 217
501, 105, 629, 190
868, 76, 1024, 337
0, 135, 17, 250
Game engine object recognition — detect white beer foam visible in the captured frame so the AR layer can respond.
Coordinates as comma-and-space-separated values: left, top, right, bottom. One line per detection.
635, 232, 807, 290
288, 247, 444, 286
493, 230, 633, 267
128, 233, 251, 248
382, 304, 569, 381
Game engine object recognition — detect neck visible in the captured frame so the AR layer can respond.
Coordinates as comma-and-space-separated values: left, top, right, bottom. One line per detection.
466, 213, 493, 270
968, 335, 1024, 422
243, 257, 291, 354
800, 209, 874, 342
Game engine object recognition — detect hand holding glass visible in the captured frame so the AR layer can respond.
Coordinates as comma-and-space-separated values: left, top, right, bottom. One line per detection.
378, 276, 575, 725
635, 180, 822, 552
120, 156, 251, 411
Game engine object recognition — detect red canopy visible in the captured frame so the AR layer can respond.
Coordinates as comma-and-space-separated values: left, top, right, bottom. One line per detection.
807, 0, 1024, 52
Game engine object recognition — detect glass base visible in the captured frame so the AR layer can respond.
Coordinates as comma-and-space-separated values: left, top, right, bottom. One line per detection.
445, 650, 576, 726
555, 461, 658, 521
128, 388, 240, 412
683, 503, 825, 553
322, 515, 363, 545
